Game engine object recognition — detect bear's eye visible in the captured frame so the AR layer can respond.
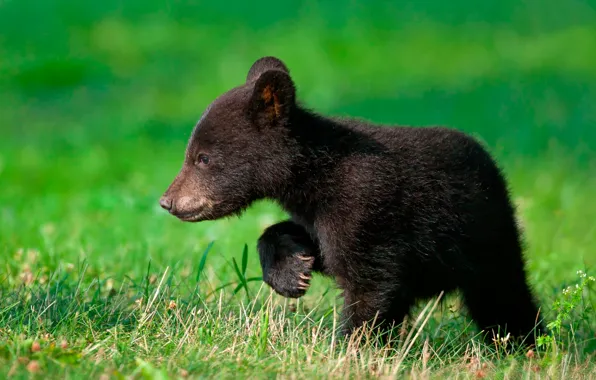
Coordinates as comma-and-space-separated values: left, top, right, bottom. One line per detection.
197, 154, 210, 166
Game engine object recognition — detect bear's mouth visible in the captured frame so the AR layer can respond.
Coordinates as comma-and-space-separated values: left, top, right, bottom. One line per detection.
169, 199, 223, 222
174, 209, 206, 222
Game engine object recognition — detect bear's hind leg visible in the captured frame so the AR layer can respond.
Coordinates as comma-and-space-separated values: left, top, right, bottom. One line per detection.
460, 261, 543, 347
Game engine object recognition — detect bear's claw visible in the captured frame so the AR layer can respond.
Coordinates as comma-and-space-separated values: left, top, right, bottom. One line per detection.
262, 251, 315, 298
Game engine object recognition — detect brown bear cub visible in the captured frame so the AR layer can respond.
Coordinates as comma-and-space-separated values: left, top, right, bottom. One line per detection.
160, 56, 543, 346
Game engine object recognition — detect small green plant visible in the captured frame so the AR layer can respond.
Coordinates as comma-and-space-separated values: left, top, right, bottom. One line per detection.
204, 243, 263, 300
536, 270, 595, 352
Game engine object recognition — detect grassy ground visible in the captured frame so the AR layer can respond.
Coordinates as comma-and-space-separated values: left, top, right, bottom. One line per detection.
1, 1, 596, 378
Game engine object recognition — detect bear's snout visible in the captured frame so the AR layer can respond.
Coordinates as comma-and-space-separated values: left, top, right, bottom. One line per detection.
159, 166, 209, 220
159, 190, 211, 222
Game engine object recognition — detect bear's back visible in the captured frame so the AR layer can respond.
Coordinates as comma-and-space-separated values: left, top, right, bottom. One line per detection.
336, 119, 496, 179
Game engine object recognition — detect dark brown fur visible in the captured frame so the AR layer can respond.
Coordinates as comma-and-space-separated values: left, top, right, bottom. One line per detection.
160, 56, 544, 346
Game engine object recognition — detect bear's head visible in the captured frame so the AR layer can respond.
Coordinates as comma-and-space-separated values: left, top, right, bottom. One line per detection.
159, 56, 299, 222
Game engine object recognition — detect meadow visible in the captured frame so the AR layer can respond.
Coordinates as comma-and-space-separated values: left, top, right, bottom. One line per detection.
1, 1, 596, 378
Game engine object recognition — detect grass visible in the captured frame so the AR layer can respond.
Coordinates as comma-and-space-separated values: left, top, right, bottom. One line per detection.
1, 0, 596, 378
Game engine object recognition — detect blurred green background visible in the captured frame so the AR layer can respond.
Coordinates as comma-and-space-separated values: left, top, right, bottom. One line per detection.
2, 3, 596, 377
1, 1, 595, 288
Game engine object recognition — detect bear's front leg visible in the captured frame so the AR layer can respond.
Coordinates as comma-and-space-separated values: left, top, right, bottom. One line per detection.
339, 286, 410, 339
257, 220, 322, 298
333, 260, 413, 340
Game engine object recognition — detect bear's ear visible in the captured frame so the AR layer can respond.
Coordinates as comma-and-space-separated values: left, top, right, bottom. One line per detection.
248, 69, 295, 124
246, 56, 290, 83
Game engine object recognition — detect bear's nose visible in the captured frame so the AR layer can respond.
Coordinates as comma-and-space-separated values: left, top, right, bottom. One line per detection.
159, 196, 173, 211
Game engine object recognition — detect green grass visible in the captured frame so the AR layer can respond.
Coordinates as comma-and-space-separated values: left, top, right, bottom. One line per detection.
1, 1, 596, 378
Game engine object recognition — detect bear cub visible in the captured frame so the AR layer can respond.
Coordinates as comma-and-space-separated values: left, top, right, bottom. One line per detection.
160, 56, 544, 346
